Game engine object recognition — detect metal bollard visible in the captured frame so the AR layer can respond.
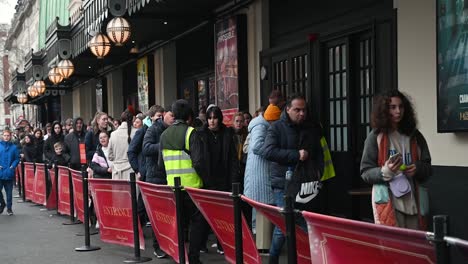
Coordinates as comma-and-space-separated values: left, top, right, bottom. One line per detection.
231, 182, 243, 264
174, 177, 185, 264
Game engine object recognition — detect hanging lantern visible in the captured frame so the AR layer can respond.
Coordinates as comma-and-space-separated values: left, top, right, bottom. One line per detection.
106, 17, 131, 46
48, 67, 63, 85
33, 80, 46, 95
57, 60, 74, 79
27, 85, 38, 98
89, 33, 111, 59
17, 92, 28, 104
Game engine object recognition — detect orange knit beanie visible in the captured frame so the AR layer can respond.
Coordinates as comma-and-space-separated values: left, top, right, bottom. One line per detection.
264, 104, 281, 121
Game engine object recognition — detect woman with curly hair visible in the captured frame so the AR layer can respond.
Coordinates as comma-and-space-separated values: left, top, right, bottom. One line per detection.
360, 90, 432, 230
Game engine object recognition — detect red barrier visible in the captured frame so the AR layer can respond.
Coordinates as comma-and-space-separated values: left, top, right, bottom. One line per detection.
24, 162, 35, 201
186, 187, 261, 264
57, 166, 71, 216
242, 196, 311, 264
33, 163, 46, 205
46, 167, 57, 210
302, 211, 436, 264
89, 178, 145, 249
138, 181, 184, 262
70, 169, 85, 222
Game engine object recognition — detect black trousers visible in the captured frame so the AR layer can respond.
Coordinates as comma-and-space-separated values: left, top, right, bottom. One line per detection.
181, 192, 209, 263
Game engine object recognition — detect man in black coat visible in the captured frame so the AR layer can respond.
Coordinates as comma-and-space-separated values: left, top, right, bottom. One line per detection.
64, 117, 86, 170
262, 94, 324, 264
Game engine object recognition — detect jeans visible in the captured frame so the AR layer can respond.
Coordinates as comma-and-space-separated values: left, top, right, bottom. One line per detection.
0, 179, 14, 210
269, 188, 307, 257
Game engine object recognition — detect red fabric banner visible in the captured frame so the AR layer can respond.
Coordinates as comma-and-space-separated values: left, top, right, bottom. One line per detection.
186, 187, 261, 264
301, 211, 436, 264
46, 167, 57, 210
33, 163, 46, 205
89, 178, 145, 249
70, 169, 85, 222
242, 196, 311, 264
138, 181, 183, 262
57, 166, 71, 216
24, 162, 35, 201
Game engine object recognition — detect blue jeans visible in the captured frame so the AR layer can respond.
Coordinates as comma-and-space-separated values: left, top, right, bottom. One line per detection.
0, 179, 14, 210
269, 188, 308, 257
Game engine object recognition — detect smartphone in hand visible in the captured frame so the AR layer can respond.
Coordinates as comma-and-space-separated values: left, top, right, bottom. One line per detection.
388, 152, 402, 163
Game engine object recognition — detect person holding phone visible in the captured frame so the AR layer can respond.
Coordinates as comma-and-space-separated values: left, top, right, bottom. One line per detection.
360, 90, 432, 230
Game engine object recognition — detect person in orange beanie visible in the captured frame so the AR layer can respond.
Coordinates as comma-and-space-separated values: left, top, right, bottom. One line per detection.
263, 104, 282, 121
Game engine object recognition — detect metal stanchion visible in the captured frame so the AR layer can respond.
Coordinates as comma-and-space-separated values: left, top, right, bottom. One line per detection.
231, 182, 243, 264
174, 177, 185, 264
283, 195, 297, 264
75, 165, 100, 252
54, 164, 60, 215
14, 163, 21, 198
124, 173, 151, 263
17, 161, 26, 203
433, 215, 449, 264
63, 164, 80, 225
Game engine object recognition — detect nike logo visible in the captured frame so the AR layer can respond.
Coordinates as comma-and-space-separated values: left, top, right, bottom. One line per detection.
296, 181, 322, 203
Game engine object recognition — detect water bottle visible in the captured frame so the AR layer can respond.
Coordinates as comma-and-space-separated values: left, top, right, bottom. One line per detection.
285, 167, 293, 182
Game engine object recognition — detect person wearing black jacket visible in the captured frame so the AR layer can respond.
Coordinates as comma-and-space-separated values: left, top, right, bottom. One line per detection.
32, 128, 44, 163
43, 121, 64, 162
22, 135, 36, 162
89, 131, 112, 179
262, 94, 323, 264
85, 112, 112, 162
64, 117, 86, 170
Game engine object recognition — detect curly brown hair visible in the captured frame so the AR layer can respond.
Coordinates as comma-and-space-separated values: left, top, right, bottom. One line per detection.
371, 90, 417, 135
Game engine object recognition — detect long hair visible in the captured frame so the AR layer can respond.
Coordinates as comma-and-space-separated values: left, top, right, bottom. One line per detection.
93, 111, 107, 134
120, 110, 134, 144
371, 90, 417, 135
206, 105, 224, 127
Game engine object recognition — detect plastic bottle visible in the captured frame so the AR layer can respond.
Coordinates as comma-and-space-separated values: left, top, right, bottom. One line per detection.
285, 167, 293, 181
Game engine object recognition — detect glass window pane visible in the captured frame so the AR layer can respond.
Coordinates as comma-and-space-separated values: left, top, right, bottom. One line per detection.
361, 98, 365, 124
335, 46, 340, 71
365, 39, 369, 66
329, 48, 333, 72
342, 99, 347, 125
330, 101, 334, 124
330, 127, 335, 151
336, 100, 341, 125
342, 72, 347, 97
337, 127, 342, 151
329, 74, 334, 98
366, 97, 370, 123
360, 70, 364, 95
341, 44, 347, 70
343, 127, 348, 151
335, 73, 341, 98
366, 69, 370, 94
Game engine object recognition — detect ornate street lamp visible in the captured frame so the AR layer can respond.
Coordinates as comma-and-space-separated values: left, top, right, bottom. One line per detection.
57, 59, 74, 79
48, 67, 63, 84
106, 17, 131, 46
17, 92, 28, 104
27, 85, 38, 98
33, 80, 46, 95
89, 33, 111, 59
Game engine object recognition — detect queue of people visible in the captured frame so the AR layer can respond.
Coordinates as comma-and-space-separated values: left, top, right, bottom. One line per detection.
0, 88, 432, 264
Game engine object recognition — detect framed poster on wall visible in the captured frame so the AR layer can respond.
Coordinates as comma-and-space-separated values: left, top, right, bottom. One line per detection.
437, 0, 468, 132
137, 57, 149, 113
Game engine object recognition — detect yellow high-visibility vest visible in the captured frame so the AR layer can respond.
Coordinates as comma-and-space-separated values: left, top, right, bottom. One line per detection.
162, 126, 203, 188
320, 136, 336, 181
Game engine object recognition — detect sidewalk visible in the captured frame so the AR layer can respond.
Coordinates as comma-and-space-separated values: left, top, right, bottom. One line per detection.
0, 189, 271, 264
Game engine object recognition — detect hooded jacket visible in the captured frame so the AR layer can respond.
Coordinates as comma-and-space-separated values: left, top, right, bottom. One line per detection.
43, 121, 64, 162
64, 117, 86, 169
0, 140, 20, 180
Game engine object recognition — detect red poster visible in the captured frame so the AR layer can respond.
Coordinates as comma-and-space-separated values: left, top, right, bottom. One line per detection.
70, 169, 85, 222
89, 179, 145, 250
79, 143, 86, 165
46, 167, 57, 210
216, 16, 239, 126
57, 166, 71, 216
33, 163, 46, 205
186, 188, 261, 264
138, 181, 183, 262
24, 162, 35, 201
301, 211, 436, 264
242, 196, 311, 264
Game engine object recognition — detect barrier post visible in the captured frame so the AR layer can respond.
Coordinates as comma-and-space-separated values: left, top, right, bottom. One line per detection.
63, 164, 80, 225
124, 173, 151, 263
231, 182, 243, 264
283, 195, 297, 264
14, 163, 21, 198
75, 165, 100, 252
18, 160, 26, 202
174, 177, 185, 264
433, 215, 449, 264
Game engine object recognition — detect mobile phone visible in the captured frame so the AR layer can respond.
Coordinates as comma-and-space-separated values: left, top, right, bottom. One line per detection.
389, 153, 402, 163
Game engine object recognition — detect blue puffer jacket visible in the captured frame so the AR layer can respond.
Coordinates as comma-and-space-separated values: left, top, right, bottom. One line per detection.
0, 141, 20, 180
262, 111, 324, 190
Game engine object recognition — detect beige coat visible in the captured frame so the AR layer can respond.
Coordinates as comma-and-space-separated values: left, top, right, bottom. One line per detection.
108, 122, 136, 180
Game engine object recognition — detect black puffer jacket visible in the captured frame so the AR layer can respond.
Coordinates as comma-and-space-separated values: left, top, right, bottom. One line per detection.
89, 145, 112, 179
22, 135, 36, 162
262, 111, 323, 190
128, 124, 148, 181
64, 117, 86, 169
43, 121, 64, 162
142, 119, 167, 184
194, 124, 239, 191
